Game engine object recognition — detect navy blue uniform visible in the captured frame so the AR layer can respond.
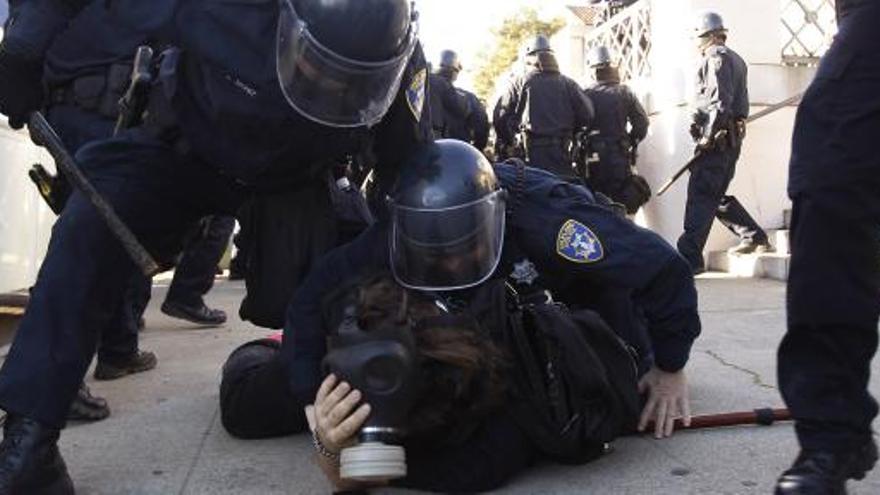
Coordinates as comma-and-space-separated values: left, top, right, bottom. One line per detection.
779, 0, 880, 452
0, 0, 431, 429
284, 163, 700, 403
677, 44, 769, 271
446, 88, 490, 151
428, 71, 469, 139
495, 62, 594, 178
584, 79, 648, 206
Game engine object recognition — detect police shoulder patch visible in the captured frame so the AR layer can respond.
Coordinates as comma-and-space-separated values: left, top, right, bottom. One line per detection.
406, 68, 427, 121
556, 219, 604, 264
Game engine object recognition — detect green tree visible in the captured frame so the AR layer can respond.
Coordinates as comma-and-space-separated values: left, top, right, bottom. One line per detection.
471, 8, 566, 102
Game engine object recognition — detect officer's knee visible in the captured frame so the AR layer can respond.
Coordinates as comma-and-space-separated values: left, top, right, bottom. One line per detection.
220, 339, 281, 439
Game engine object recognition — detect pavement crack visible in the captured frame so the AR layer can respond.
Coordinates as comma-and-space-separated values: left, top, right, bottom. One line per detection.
178, 405, 219, 495
704, 350, 776, 390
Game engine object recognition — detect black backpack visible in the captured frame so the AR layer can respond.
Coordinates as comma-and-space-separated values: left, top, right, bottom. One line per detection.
503, 294, 642, 464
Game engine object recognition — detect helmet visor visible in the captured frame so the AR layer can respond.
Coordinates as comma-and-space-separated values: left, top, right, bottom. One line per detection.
390, 190, 506, 291
276, 0, 417, 128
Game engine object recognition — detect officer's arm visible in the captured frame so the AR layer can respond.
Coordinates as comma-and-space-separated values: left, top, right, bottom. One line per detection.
494, 78, 522, 145
283, 225, 390, 404
626, 87, 649, 143
469, 97, 490, 150
570, 80, 595, 130
512, 180, 701, 372
702, 53, 734, 141
443, 83, 470, 119
372, 42, 432, 189
1, 0, 92, 60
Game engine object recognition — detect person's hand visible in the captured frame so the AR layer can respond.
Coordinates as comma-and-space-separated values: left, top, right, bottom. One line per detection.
313, 374, 371, 454
637, 367, 691, 439
689, 122, 703, 141
0, 46, 44, 129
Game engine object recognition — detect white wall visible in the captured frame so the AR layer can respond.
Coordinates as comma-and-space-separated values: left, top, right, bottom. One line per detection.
0, 123, 56, 293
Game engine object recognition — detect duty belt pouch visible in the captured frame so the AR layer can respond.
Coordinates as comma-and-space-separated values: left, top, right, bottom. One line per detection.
238, 182, 341, 329
71, 75, 107, 113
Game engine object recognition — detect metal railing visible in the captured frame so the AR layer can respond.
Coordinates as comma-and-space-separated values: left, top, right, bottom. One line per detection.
583, 0, 652, 83
781, 0, 837, 64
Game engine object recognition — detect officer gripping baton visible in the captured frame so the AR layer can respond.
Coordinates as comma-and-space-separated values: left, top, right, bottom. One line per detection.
656, 92, 804, 196
28, 111, 161, 276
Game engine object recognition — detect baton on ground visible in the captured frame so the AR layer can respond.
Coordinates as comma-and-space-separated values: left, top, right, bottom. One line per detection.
642, 407, 791, 434
28, 112, 161, 276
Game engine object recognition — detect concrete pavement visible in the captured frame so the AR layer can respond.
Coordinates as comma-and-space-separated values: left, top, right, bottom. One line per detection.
20, 275, 880, 494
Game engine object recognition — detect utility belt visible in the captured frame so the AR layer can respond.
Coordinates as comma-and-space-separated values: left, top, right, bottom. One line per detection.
589, 135, 630, 154
523, 133, 572, 151
47, 62, 133, 119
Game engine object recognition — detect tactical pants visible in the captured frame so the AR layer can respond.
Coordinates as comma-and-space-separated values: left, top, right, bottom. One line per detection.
526, 143, 576, 179
676, 144, 768, 270
46, 104, 146, 362
0, 131, 244, 428
165, 215, 236, 308
778, 4, 880, 452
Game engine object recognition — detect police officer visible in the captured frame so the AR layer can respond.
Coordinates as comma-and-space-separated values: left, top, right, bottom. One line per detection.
428, 49, 469, 139
775, 2, 880, 493
583, 45, 650, 214
280, 140, 699, 445
0, 0, 430, 492
676, 12, 772, 274
429, 50, 490, 151
495, 35, 594, 179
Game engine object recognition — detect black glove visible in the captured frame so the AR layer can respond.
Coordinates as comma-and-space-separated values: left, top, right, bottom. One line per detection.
0, 46, 45, 129
689, 122, 703, 141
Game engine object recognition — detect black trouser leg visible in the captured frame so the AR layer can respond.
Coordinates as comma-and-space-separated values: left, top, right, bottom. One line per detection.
166, 215, 236, 307
219, 339, 307, 439
716, 195, 769, 245
778, 188, 880, 451
676, 149, 734, 270
527, 144, 574, 179
97, 273, 151, 362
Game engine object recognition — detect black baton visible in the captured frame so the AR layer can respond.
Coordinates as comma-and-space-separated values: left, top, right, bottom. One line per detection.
28, 112, 161, 276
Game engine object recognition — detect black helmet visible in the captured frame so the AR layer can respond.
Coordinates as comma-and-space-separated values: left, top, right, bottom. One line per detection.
276, 0, 418, 128
587, 45, 613, 68
439, 49, 462, 72
524, 34, 553, 56
389, 140, 507, 291
694, 11, 726, 38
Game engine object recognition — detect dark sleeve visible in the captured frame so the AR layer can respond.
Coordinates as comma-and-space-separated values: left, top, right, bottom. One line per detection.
500, 167, 701, 372
371, 42, 433, 187
441, 79, 469, 119
282, 225, 390, 403
393, 412, 536, 492
702, 52, 734, 140
468, 95, 490, 150
569, 79, 595, 130
625, 86, 649, 143
1, 0, 91, 59
493, 78, 523, 146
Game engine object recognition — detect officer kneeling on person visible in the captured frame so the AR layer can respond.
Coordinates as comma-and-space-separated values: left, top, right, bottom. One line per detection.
219, 140, 702, 490
0, 0, 431, 493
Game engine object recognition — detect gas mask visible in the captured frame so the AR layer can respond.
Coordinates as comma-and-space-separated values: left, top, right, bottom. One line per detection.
321, 302, 420, 482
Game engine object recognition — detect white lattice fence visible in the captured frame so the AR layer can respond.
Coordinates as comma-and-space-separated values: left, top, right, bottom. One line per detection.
584, 1, 652, 83
781, 0, 837, 64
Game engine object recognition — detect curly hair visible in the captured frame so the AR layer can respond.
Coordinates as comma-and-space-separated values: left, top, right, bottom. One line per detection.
353, 274, 509, 446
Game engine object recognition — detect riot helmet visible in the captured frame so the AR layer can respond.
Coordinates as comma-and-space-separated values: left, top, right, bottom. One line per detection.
276, 0, 418, 128
524, 34, 553, 56
389, 140, 507, 291
694, 11, 726, 38
587, 45, 613, 68
439, 49, 462, 73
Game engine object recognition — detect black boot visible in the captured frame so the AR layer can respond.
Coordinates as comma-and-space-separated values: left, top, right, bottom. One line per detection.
94, 350, 158, 381
160, 300, 227, 326
67, 383, 110, 422
0, 415, 74, 495
775, 438, 878, 494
